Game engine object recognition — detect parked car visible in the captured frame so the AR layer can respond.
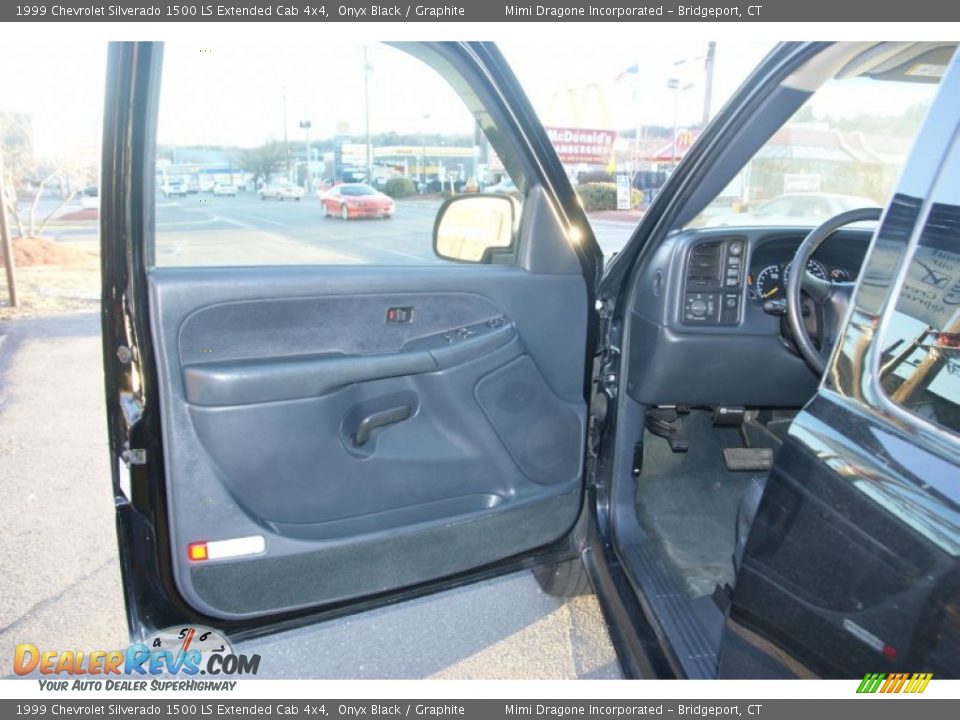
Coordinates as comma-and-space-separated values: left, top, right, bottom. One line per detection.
80, 185, 99, 209
161, 180, 186, 198
705, 192, 880, 227
484, 177, 518, 194
212, 183, 237, 197
320, 183, 395, 219
101, 41, 960, 680
260, 180, 305, 201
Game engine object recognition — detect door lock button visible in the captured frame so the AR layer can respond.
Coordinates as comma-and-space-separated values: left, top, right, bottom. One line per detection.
386, 306, 413, 324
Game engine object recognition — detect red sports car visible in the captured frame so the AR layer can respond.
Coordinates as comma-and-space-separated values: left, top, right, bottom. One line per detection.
320, 183, 395, 220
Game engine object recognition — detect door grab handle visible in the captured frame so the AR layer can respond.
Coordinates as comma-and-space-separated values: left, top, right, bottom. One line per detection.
351, 405, 413, 447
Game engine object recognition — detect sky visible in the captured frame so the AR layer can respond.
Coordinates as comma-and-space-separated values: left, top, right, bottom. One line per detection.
152, 40, 777, 148
0, 42, 108, 158
501, 39, 773, 130
0, 39, 941, 159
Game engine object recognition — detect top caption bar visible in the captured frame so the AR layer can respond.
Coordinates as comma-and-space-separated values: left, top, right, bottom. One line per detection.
4, 0, 960, 22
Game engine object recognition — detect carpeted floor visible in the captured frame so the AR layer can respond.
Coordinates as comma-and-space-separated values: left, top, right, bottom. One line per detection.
634, 410, 777, 598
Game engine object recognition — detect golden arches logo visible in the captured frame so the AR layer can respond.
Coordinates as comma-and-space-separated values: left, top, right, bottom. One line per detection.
545, 82, 612, 129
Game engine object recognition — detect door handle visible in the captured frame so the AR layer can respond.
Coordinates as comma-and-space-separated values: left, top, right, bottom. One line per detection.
351, 405, 413, 447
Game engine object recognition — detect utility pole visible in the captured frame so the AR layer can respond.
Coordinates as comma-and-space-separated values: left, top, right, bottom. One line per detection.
0, 146, 18, 308
363, 46, 373, 184
668, 78, 680, 168
282, 85, 291, 182
702, 41, 716, 127
300, 119, 312, 192
472, 120, 482, 186
420, 113, 432, 190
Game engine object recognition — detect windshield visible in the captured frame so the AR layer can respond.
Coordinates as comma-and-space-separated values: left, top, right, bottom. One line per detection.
340, 185, 377, 196
687, 77, 938, 229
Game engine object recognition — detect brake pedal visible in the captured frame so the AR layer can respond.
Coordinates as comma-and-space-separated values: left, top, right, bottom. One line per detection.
723, 447, 773, 472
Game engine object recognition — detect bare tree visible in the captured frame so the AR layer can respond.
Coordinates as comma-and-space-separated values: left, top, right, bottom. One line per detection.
2, 113, 98, 239
1, 113, 31, 237
25, 171, 80, 237
7, 159, 94, 238
239, 141, 287, 189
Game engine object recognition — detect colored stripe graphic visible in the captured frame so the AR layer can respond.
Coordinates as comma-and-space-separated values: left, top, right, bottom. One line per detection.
857, 673, 885, 693
857, 672, 932, 694
906, 673, 933, 693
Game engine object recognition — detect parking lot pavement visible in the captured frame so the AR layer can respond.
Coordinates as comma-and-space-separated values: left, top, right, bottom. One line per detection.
0, 311, 620, 680
144, 193, 636, 266
0, 313, 126, 678
153, 194, 446, 266
27, 191, 638, 266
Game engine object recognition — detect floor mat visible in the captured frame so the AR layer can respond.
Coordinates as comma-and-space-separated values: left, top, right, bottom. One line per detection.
635, 411, 769, 598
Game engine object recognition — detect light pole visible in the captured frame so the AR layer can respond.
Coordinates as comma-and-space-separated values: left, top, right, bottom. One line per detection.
702, 42, 716, 127
668, 78, 679, 167
667, 77, 693, 168
299, 119, 312, 192
421, 113, 431, 190
282, 85, 291, 182
363, 46, 373, 184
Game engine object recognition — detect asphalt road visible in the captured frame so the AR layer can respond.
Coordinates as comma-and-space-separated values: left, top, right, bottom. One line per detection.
151, 191, 634, 266
154, 193, 442, 266
0, 314, 127, 678
25, 191, 637, 264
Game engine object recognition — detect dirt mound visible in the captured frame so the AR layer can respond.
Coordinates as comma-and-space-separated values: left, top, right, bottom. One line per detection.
8, 236, 99, 268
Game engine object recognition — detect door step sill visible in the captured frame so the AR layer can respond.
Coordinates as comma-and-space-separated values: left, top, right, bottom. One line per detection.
622, 542, 721, 679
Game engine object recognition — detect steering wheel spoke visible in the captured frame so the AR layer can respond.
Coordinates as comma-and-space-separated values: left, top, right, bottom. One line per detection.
786, 208, 882, 374
801, 272, 833, 301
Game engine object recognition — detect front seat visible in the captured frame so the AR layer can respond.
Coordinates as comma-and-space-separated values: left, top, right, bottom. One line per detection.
733, 475, 767, 573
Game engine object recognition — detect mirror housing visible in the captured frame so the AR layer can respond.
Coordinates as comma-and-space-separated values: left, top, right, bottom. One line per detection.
433, 194, 518, 263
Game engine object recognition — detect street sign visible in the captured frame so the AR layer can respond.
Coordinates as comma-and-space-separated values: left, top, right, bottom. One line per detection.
616, 173, 632, 211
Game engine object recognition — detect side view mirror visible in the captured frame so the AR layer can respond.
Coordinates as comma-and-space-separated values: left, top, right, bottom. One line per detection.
433, 194, 518, 263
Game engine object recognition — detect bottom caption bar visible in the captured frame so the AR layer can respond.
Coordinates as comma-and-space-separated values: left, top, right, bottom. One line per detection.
3, 701, 957, 720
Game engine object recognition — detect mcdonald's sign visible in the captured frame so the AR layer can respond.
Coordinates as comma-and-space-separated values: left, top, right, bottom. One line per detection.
856, 672, 933, 694
543, 82, 616, 165
544, 127, 617, 165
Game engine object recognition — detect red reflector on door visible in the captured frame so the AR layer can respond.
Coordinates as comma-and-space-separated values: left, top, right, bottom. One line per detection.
187, 542, 208, 561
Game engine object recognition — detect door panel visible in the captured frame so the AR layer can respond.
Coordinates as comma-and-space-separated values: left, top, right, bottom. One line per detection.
148, 264, 587, 619
102, 41, 601, 635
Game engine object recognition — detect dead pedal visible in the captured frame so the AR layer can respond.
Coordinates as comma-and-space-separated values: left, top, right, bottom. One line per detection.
723, 447, 774, 472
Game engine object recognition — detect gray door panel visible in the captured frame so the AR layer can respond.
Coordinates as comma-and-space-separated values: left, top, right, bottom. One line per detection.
148, 264, 587, 619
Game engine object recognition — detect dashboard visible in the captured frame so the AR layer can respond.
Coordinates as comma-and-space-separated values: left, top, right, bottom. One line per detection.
746, 235, 866, 305
627, 227, 874, 408
679, 231, 871, 326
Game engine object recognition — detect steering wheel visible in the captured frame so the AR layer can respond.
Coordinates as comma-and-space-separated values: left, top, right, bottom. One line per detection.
786, 207, 883, 375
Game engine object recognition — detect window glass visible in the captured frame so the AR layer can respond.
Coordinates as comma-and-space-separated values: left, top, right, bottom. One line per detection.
501, 39, 772, 260
688, 77, 938, 229
152, 43, 521, 267
876, 151, 960, 434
